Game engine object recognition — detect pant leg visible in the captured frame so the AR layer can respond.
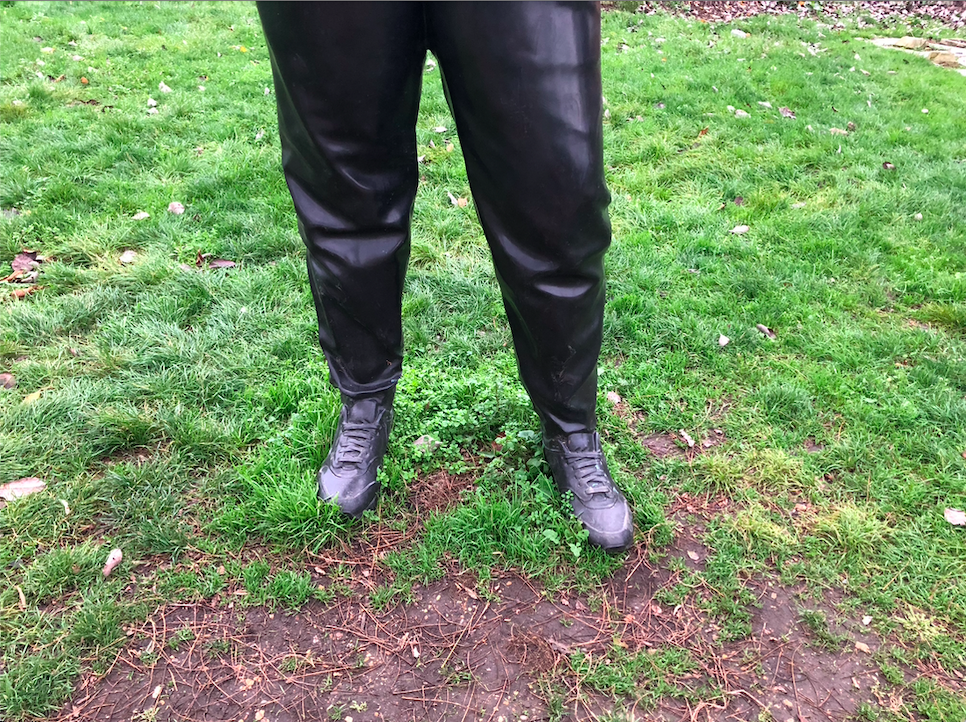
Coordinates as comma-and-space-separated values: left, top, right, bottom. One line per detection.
257, 2, 426, 397
426, 2, 611, 437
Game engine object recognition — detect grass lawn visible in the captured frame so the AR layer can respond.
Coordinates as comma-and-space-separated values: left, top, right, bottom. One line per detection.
1, 2, 965, 720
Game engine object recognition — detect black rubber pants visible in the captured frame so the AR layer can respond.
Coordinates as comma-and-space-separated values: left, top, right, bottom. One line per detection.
258, 2, 612, 437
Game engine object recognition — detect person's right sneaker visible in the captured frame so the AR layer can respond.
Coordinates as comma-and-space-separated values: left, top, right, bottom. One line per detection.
543, 431, 634, 553
316, 390, 394, 517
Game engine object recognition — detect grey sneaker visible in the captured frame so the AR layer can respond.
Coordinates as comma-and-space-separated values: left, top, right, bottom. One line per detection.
544, 432, 634, 553
317, 392, 393, 517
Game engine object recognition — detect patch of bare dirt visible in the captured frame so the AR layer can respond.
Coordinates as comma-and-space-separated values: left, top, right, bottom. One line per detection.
407, 469, 475, 515
805, 438, 825, 453
56, 530, 964, 722
622, 1, 966, 30
638, 428, 726, 460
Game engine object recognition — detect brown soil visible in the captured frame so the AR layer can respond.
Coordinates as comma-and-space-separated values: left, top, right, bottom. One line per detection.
638, 429, 726, 460
407, 469, 475, 516
57, 519, 962, 722
618, 1, 966, 30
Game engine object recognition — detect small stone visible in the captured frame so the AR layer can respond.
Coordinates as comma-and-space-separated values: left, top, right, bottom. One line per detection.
414, 435, 441, 452
914, 213, 923, 221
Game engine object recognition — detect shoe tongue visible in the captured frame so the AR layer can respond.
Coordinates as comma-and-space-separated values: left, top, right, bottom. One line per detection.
346, 398, 379, 423
566, 432, 598, 453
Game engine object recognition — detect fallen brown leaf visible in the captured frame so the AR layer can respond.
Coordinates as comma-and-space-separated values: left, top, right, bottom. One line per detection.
10, 286, 41, 299
0, 373, 16, 389
12, 250, 44, 273
679, 429, 696, 448
945, 508, 966, 526
756, 323, 777, 340
779, 106, 796, 119
882, 162, 896, 170
207, 258, 236, 269
0, 477, 46, 502
102, 548, 123, 577
23, 390, 42, 403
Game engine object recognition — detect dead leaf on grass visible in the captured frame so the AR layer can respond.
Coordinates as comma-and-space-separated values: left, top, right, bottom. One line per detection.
944, 508, 966, 526
11, 250, 45, 274
730, 225, 750, 234
102, 548, 123, 577
718, 334, 730, 347
883, 162, 896, 170
606, 391, 622, 405
779, 106, 796, 119
132, 211, 150, 221
23, 390, 42, 403
168, 201, 185, 215
0, 373, 16, 389
195, 252, 236, 269
830, 127, 849, 136
855, 641, 871, 654
679, 429, 696, 448
10, 286, 41, 300
0, 477, 46, 502
446, 191, 468, 207
119, 249, 137, 264
756, 323, 777, 340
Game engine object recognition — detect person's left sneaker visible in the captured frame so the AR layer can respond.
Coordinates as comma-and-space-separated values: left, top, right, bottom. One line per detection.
544, 431, 634, 553
317, 391, 393, 517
